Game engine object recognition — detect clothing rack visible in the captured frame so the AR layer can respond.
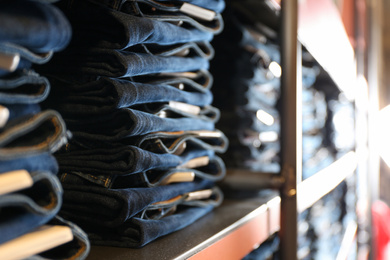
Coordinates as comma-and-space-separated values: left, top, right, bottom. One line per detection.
83, 0, 376, 259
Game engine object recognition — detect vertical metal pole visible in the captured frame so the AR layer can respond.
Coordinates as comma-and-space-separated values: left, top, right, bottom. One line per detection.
280, 0, 300, 259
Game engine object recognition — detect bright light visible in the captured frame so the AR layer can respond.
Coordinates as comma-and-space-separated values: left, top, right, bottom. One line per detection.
377, 105, 390, 167
259, 131, 278, 142
256, 109, 275, 126
268, 61, 282, 78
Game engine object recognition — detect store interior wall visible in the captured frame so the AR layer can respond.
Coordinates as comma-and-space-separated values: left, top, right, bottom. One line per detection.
379, 0, 390, 205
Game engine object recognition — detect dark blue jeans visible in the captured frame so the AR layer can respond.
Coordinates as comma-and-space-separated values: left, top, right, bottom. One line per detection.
0, 69, 50, 104
87, 205, 215, 248
83, 186, 223, 247
0, 0, 71, 53
42, 48, 209, 78
29, 216, 90, 260
0, 152, 59, 175
0, 110, 70, 159
59, 179, 214, 227
55, 0, 214, 51
58, 150, 225, 188
6, 104, 41, 121
135, 129, 228, 154
0, 170, 63, 244
44, 76, 213, 116
133, 69, 213, 92
56, 145, 207, 176
62, 107, 215, 143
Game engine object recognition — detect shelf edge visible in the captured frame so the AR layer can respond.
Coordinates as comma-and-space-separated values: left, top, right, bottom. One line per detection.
297, 151, 357, 213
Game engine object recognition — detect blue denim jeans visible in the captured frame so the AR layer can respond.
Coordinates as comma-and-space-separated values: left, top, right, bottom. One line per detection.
0, 110, 70, 159
58, 149, 225, 188
28, 216, 90, 260
55, 0, 215, 51
62, 107, 214, 144
0, 0, 71, 53
134, 69, 213, 92
45, 76, 213, 113
6, 104, 41, 121
135, 129, 228, 154
59, 179, 214, 227
43, 48, 209, 78
56, 145, 211, 176
87, 205, 215, 247
0, 69, 50, 104
243, 234, 280, 260
0, 42, 52, 65
0, 152, 59, 175
0, 170, 63, 244
83, 186, 223, 247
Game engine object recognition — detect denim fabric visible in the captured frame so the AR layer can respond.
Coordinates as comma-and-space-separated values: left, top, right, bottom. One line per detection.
90, 0, 225, 14
0, 152, 59, 174
302, 88, 327, 134
134, 103, 219, 122
58, 151, 225, 188
328, 99, 355, 152
133, 69, 213, 92
62, 108, 214, 143
136, 129, 228, 154
44, 48, 209, 78
0, 210, 58, 245
44, 76, 213, 116
243, 234, 280, 260
28, 216, 90, 260
69, 0, 224, 34
0, 69, 50, 105
59, 179, 213, 227
228, 0, 280, 37
6, 104, 41, 121
130, 41, 214, 60
0, 43, 53, 65
134, 155, 225, 187
120, 4, 223, 34
0, 110, 69, 159
302, 66, 319, 88
0, 55, 32, 78
0, 170, 63, 244
302, 134, 324, 163
302, 147, 334, 179
82, 187, 222, 247
0, 0, 71, 53
54, 0, 214, 50
56, 145, 213, 176
82, 204, 215, 248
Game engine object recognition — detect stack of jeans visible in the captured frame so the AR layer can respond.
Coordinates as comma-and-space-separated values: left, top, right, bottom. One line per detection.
212, 0, 281, 173
328, 95, 355, 157
301, 60, 334, 180
0, 0, 90, 259
38, 0, 227, 248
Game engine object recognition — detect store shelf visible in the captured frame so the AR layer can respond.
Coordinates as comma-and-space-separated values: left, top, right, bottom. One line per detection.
297, 151, 358, 213
336, 221, 358, 260
86, 193, 280, 260
298, 0, 356, 100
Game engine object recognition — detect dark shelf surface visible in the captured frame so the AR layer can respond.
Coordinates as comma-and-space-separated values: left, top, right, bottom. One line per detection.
86, 192, 279, 260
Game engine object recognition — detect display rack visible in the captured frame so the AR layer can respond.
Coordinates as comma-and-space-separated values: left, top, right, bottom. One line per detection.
84, 0, 372, 259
